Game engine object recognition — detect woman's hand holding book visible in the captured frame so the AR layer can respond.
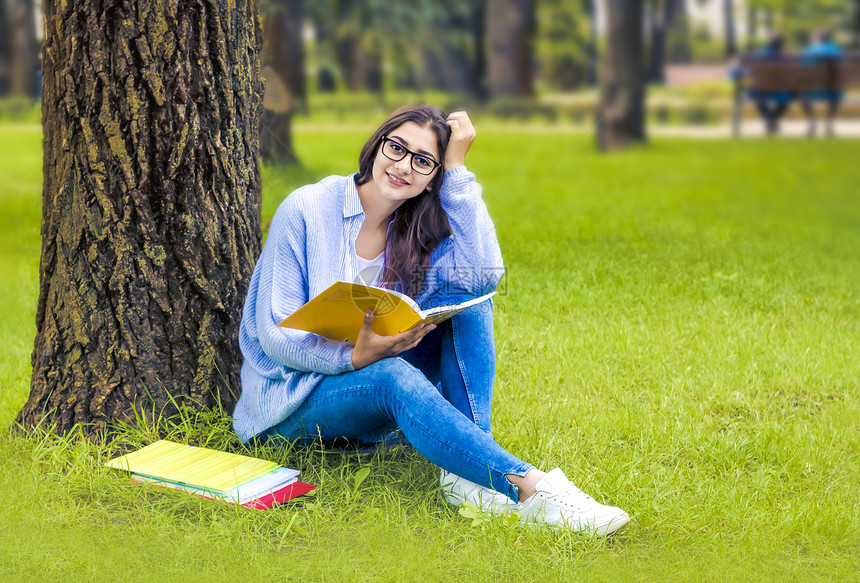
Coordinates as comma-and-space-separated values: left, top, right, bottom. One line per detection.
350, 310, 436, 370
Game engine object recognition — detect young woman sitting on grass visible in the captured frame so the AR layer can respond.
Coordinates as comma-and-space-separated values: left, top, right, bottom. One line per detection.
232, 105, 629, 535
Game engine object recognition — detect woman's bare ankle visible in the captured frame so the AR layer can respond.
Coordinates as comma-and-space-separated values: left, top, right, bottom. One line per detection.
506, 468, 547, 502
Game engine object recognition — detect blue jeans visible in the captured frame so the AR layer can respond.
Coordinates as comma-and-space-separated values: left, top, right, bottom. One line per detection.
265, 302, 533, 502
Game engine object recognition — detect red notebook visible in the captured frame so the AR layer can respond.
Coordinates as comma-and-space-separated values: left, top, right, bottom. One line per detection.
240, 481, 317, 509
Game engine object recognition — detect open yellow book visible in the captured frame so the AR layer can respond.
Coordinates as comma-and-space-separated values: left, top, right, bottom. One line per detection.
278, 281, 496, 344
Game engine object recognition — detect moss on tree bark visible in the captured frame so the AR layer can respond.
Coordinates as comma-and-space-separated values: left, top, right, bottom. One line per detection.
17, 0, 264, 436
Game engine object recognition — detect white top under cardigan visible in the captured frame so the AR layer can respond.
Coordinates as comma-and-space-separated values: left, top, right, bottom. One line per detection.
232, 166, 505, 443
354, 252, 384, 287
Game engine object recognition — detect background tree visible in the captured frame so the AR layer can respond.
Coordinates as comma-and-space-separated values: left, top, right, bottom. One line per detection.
4, 0, 38, 98
485, 0, 535, 98
723, 0, 737, 57
854, 0, 860, 47
415, 1, 483, 97
597, 0, 646, 151
746, 0, 853, 47
536, 0, 592, 90
261, 0, 305, 164
0, 0, 7, 95
666, 0, 692, 63
647, 0, 680, 83
303, 0, 365, 92
304, 0, 483, 98
16, 0, 264, 436
584, 0, 598, 85
745, 3, 759, 51
329, 1, 377, 92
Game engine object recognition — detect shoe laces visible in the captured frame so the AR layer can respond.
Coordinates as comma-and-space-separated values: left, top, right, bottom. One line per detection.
543, 483, 597, 512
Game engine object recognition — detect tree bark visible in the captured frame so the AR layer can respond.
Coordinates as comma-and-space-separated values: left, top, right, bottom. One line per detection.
260, 0, 304, 165
17, 0, 264, 436
485, 0, 534, 98
597, 0, 646, 151
6, 0, 37, 97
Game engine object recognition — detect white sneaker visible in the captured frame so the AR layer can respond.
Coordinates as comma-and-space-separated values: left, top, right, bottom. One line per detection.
440, 469, 515, 514
516, 468, 630, 535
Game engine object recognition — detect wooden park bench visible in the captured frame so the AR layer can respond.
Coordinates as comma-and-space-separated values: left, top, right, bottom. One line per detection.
731, 52, 860, 136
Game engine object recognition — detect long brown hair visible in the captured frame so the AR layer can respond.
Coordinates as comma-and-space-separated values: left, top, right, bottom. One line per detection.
355, 105, 452, 297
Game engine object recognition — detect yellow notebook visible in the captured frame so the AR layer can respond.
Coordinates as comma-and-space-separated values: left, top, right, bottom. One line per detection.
278, 281, 495, 344
105, 440, 278, 494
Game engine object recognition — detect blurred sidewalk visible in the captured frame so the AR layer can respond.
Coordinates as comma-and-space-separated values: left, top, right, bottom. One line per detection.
651, 120, 860, 138
665, 64, 728, 86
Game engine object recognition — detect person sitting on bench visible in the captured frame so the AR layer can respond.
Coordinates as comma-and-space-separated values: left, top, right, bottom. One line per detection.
746, 33, 793, 135
801, 30, 844, 137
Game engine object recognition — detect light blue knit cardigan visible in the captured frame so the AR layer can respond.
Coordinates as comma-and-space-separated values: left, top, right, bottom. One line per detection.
232, 166, 504, 442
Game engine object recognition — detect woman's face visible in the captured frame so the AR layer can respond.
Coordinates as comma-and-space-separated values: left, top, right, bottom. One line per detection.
370, 121, 440, 206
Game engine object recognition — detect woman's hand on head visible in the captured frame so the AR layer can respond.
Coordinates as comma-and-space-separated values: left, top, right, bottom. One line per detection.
445, 111, 476, 170
351, 310, 436, 370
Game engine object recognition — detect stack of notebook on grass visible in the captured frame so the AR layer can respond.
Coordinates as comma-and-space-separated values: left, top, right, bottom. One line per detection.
105, 440, 315, 509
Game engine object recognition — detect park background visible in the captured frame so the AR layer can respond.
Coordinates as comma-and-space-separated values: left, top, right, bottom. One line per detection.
1, 1, 859, 581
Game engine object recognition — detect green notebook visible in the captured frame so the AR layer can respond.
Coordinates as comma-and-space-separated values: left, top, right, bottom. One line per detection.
105, 440, 278, 494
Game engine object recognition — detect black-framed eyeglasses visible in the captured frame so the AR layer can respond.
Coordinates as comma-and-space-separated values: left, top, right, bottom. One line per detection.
380, 137, 440, 175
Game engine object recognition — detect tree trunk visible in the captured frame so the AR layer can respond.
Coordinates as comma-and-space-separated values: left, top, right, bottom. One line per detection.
418, 46, 446, 90
261, 0, 304, 165
485, 0, 534, 98
332, 0, 362, 92
6, 0, 37, 98
647, 0, 677, 84
538, 0, 589, 90
853, 0, 860, 50
0, 0, 7, 95
745, 6, 757, 52
309, 17, 337, 93
584, 0, 597, 86
419, 39, 477, 96
361, 40, 383, 94
473, 0, 488, 100
334, 34, 362, 91
723, 0, 737, 58
763, 7, 773, 34
17, 0, 264, 437
666, 0, 691, 63
597, 0, 646, 151
442, 6, 481, 97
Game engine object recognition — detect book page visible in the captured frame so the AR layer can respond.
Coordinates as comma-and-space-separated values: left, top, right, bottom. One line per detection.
418, 291, 496, 319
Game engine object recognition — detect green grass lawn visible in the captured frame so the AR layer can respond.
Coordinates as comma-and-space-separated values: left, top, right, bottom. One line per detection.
1, 123, 859, 582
